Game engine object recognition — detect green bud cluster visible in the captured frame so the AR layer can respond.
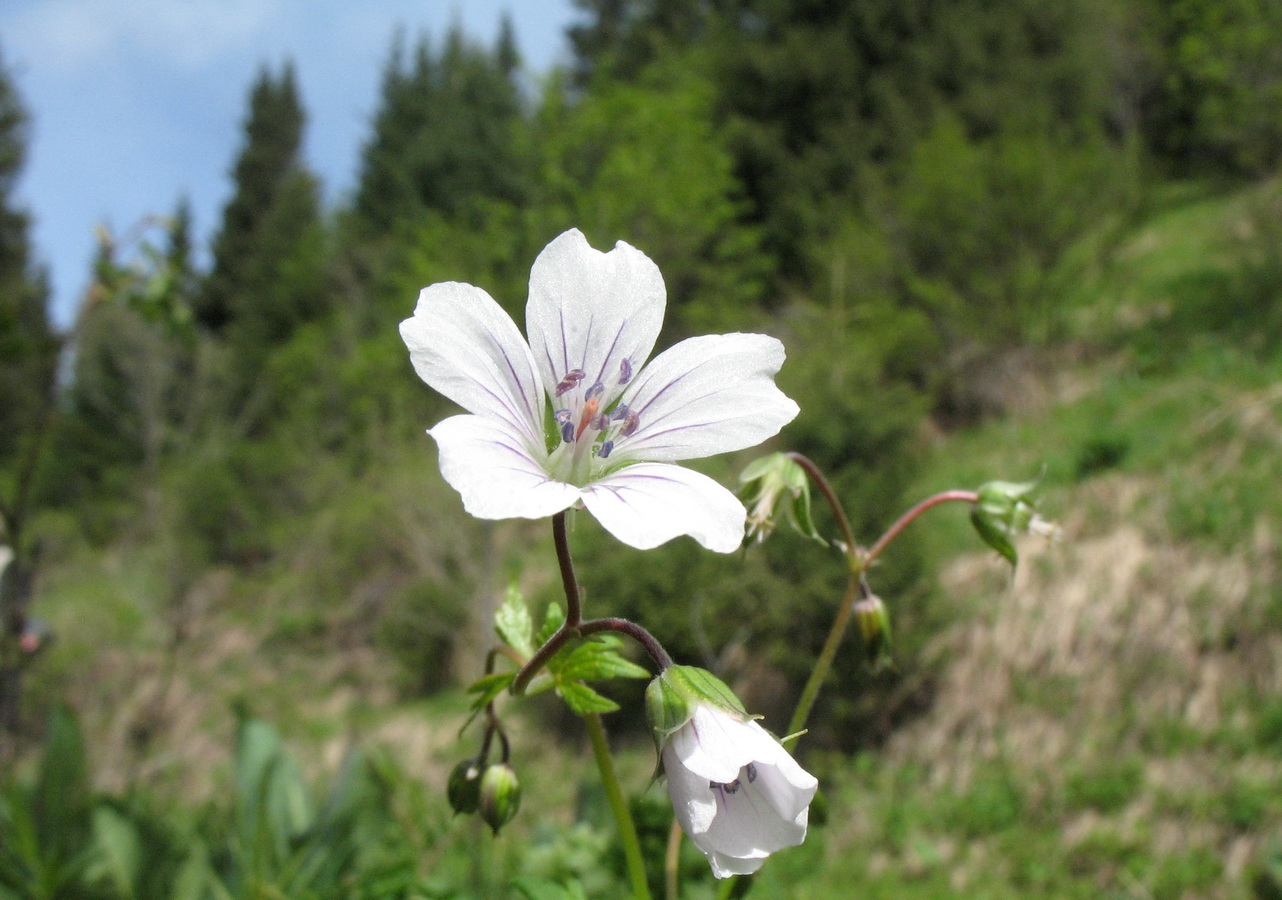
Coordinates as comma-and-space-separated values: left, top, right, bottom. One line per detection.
447, 757, 522, 834
853, 593, 893, 672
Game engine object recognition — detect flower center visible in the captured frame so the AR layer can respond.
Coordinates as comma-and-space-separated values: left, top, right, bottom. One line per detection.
710, 763, 758, 797
547, 359, 640, 484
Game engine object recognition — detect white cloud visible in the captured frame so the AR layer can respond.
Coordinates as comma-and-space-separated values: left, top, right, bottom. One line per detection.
7, 0, 285, 73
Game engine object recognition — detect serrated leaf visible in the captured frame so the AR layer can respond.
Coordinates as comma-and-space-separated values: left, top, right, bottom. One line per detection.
495, 585, 535, 658
536, 602, 565, 645
556, 681, 620, 715
554, 638, 650, 682
971, 508, 1018, 567
466, 672, 516, 710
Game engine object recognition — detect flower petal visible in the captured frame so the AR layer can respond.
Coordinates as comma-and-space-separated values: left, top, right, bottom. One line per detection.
663, 742, 720, 835
579, 463, 745, 552
401, 282, 544, 446
706, 851, 767, 879
615, 333, 799, 463
429, 414, 580, 520
669, 707, 779, 783
526, 229, 665, 400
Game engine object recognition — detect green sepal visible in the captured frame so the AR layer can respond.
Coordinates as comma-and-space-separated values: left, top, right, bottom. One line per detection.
645, 665, 748, 754
740, 453, 825, 544
971, 506, 1018, 567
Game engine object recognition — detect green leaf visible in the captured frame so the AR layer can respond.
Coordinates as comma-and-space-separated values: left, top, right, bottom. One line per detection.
466, 672, 516, 710
536, 602, 565, 645
554, 638, 649, 682
460, 672, 517, 733
92, 805, 141, 899
511, 877, 590, 900
556, 681, 620, 715
495, 584, 534, 657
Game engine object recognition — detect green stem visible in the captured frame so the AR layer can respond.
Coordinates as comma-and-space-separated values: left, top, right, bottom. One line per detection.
585, 712, 652, 900
783, 571, 859, 747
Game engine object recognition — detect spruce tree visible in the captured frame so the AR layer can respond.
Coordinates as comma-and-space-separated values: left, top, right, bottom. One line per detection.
198, 61, 325, 349
353, 26, 527, 237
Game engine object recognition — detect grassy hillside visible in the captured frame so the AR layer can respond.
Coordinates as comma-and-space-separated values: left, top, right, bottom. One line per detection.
11, 180, 1282, 899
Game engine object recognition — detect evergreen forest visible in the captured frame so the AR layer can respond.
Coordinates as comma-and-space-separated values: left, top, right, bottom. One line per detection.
3, 1, 1282, 897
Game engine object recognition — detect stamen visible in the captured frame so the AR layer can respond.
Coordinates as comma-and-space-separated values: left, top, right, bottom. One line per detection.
618, 358, 633, 384
554, 369, 585, 397
554, 409, 572, 425
710, 779, 742, 795
585, 381, 605, 400
575, 397, 600, 441
597, 440, 613, 458
591, 412, 609, 431
620, 410, 640, 437
745, 763, 758, 783
560, 421, 575, 443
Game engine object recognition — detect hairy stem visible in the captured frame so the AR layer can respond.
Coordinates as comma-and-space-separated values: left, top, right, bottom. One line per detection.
864, 490, 978, 567
579, 617, 673, 671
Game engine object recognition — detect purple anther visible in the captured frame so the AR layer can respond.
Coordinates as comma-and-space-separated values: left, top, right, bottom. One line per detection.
591, 413, 609, 431
597, 440, 614, 458
611, 404, 630, 421
618, 358, 633, 384
621, 410, 640, 437
585, 381, 605, 401
560, 421, 575, 443
554, 409, 572, 425
554, 369, 585, 397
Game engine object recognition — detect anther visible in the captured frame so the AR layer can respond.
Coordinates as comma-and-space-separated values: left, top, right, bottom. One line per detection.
591, 413, 609, 431
554, 369, 585, 397
585, 381, 605, 401
745, 763, 758, 783
554, 409, 571, 425
620, 410, 640, 437
611, 404, 630, 421
560, 421, 575, 443
597, 440, 614, 458
618, 358, 633, 384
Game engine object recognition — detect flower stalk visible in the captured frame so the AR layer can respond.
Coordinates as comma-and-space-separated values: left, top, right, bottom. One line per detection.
586, 711, 652, 900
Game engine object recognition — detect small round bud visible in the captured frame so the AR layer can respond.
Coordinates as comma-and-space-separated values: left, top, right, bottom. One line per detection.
853, 594, 893, 672
447, 758, 483, 815
478, 763, 521, 834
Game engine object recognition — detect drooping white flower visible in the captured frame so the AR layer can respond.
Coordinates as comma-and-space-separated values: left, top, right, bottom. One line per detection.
647, 666, 819, 878
400, 229, 799, 552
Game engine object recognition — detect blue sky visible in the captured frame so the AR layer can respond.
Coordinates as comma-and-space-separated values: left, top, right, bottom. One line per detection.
0, 0, 580, 327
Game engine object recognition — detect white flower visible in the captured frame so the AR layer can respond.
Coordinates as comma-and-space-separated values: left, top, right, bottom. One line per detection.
399, 228, 799, 552
662, 703, 819, 878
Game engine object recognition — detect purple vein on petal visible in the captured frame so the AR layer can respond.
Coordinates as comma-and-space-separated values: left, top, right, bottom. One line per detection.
590, 320, 627, 388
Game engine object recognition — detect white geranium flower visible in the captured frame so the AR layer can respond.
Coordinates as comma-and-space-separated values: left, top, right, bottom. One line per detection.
399, 228, 799, 552
647, 666, 819, 878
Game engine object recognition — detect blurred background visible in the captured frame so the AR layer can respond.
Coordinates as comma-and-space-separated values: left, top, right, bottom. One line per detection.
1, 1, 1281, 897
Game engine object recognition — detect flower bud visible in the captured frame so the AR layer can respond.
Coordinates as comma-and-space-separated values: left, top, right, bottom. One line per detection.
446, 758, 483, 815
739, 453, 824, 544
478, 763, 521, 834
853, 594, 893, 672
971, 478, 1054, 566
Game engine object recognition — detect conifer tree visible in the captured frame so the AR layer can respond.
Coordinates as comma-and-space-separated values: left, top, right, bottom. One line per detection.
198, 61, 325, 349
0, 48, 57, 735
353, 26, 527, 237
